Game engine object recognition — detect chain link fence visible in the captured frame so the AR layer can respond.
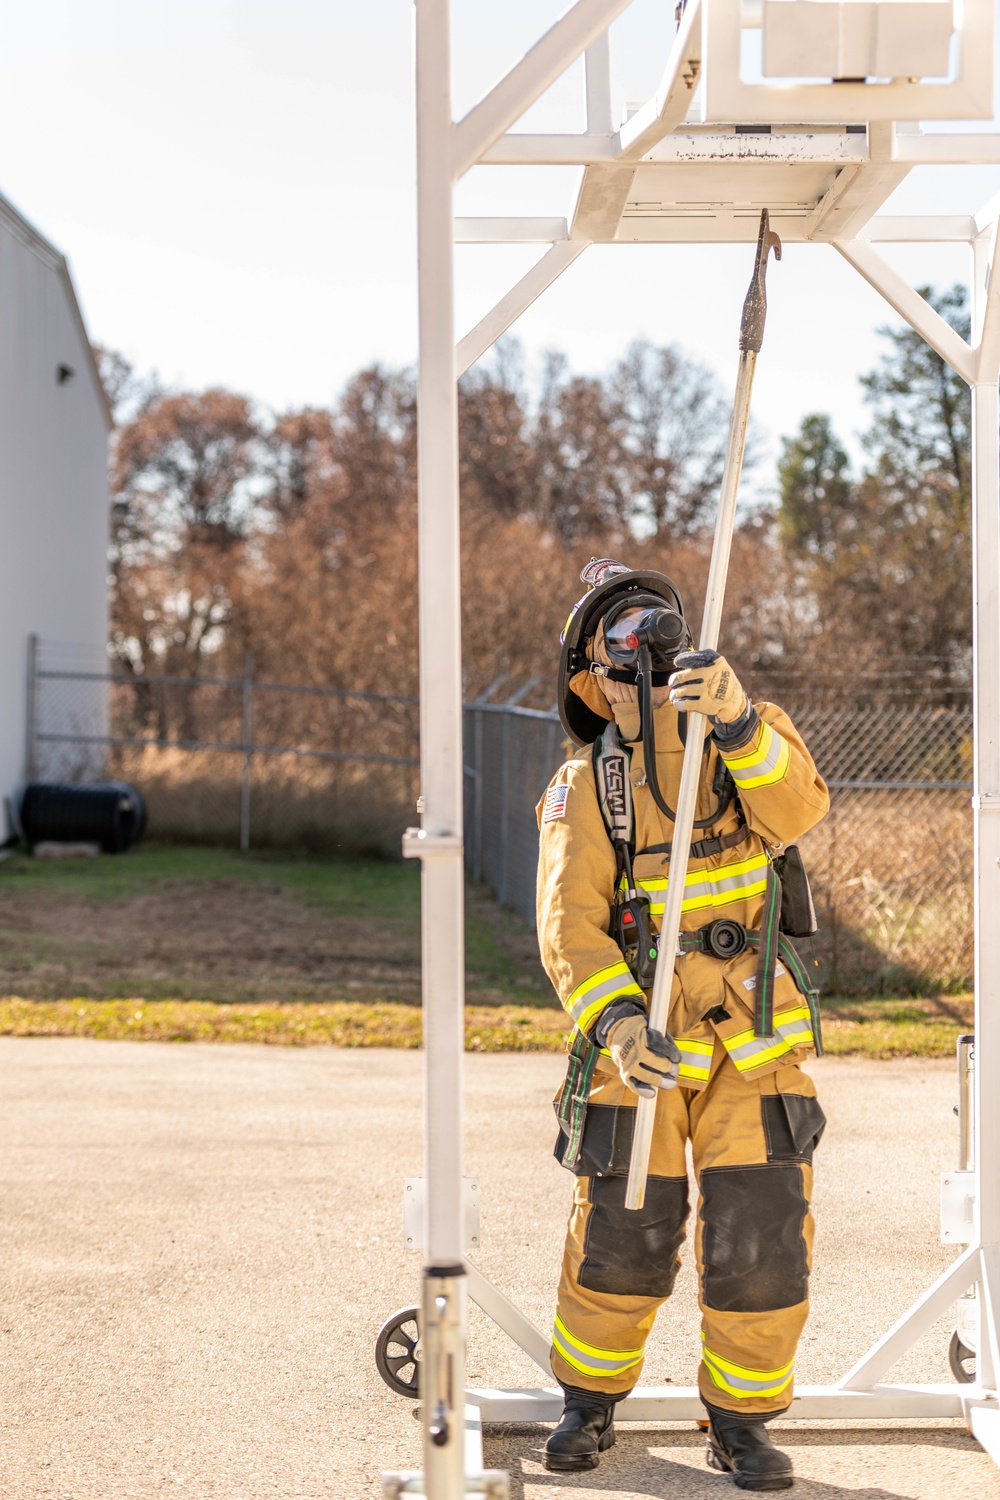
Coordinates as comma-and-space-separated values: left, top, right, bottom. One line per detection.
28, 638, 420, 856
29, 639, 973, 993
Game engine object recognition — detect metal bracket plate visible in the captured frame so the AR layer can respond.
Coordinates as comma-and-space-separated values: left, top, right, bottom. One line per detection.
402, 827, 464, 859
404, 1176, 481, 1252
942, 1170, 977, 1244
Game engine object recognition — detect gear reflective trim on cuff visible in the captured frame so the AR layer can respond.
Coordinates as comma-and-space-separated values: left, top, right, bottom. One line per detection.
722, 1005, 815, 1073
674, 1034, 714, 1083
722, 721, 791, 790
702, 1337, 794, 1400
620, 852, 770, 916
565, 960, 644, 1033
553, 1313, 644, 1378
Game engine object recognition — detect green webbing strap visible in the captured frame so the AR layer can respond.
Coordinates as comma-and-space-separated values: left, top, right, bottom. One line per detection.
557, 1028, 599, 1171
777, 935, 824, 1058
754, 861, 783, 1039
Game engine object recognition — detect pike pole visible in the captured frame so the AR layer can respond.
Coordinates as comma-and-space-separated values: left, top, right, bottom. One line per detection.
625, 209, 781, 1213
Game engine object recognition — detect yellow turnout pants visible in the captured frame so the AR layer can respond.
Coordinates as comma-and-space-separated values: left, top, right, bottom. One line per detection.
551, 1046, 825, 1417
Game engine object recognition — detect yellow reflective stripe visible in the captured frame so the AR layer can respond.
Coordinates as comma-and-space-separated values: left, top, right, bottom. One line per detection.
722, 1005, 815, 1073
621, 853, 770, 916
552, 1313, 644, 1377
564, 961, 643, 1031
722, 721, 791, 790
675, 1033, 714, 1082
702, 1337, 794, 1399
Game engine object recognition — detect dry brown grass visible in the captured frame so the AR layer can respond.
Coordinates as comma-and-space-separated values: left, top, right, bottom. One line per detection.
106, 744, 418, 856
798, 790, 972, 994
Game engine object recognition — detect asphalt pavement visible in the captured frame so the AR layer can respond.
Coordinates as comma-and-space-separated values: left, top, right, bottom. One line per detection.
0, 1039, 997, 1499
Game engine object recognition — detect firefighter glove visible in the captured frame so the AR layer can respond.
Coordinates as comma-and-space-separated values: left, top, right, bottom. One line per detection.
605, 1013, 681, 1098
668, 649, 747, 724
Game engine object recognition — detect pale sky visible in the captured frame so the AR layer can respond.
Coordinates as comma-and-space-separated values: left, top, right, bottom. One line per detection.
2, 0, 999, 493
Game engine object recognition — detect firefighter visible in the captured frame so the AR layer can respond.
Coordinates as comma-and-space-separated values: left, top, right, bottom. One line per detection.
536, 558, 830, 1491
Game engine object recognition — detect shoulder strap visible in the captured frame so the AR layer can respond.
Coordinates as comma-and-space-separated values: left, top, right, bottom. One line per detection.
592, 721, 633, 855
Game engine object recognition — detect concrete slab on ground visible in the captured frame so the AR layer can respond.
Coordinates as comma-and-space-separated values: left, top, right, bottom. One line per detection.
0, 1040, 995, 1499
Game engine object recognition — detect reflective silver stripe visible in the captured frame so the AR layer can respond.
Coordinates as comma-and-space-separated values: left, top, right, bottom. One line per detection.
723, 1006, 814, 1071
675, 1036, 713, 1080
626, 854, 770, 915
553, 1314, 644, 1376
724, 722, 791, 790
565, 962, 642, 1028
702, 1343, 794, 1399
682, 863, 765, 904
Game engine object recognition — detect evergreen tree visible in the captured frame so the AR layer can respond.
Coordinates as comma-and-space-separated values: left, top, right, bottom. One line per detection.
778, 413, 853, 562
776, 286, 972, 679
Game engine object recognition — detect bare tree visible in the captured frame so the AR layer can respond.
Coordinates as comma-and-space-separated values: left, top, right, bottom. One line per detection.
612, 339, 732, 535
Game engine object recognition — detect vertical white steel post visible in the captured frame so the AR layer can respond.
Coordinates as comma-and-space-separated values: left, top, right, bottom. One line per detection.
412, 1, 467, 1494
971, 228, 1000, 1389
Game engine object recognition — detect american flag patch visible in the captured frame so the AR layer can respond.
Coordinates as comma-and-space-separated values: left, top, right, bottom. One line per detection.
543, 784, 570, 823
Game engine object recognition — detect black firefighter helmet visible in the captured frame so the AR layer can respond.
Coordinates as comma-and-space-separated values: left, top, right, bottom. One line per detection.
557, 558, 690, 746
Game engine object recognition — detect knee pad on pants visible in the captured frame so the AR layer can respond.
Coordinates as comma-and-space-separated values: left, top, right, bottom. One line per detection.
700, 1163, 809, 1312
579, 1175, 689, 1297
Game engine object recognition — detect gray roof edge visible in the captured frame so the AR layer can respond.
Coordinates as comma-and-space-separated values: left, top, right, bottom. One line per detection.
0, 188, 114, 432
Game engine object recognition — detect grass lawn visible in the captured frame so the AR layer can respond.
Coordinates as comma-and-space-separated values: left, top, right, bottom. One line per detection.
0, 844, 973, 1057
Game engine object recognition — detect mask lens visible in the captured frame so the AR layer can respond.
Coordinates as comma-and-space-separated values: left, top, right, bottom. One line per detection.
603, 606, 647, 663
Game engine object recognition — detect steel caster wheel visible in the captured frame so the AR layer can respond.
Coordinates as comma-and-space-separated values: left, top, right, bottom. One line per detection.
375, 1306, 421, 1398
949, 1330, 976, 1384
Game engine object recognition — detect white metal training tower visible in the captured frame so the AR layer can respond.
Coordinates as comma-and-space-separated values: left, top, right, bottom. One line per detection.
387, 2, 1000, 1495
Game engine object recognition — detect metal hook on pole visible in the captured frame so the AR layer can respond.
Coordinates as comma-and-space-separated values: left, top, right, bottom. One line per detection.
740, 207, 782, 355
624, 208, 781, 1213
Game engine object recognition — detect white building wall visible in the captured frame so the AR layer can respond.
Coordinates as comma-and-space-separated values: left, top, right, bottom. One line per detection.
0, 198, 110, 809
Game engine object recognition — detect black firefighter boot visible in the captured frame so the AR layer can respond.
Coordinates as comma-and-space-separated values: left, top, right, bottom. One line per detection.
543, 1384, 620, 1472
705, 1405, 794, 1491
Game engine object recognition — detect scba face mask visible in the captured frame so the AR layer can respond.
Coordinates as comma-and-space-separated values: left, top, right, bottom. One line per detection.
601, 597, 688, 675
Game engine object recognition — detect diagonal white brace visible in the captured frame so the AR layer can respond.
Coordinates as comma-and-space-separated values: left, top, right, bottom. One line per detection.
615, 0, 702, 160
975, 187, 1000, 237
835, 238, 979, 386
837, 1243, 981, 1391
464, 1259, 553, 1373
452, 0, 636, 180
456, 242, 588, 376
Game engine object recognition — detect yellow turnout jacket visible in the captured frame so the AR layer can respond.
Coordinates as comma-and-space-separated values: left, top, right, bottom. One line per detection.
536, 699, 830, 1088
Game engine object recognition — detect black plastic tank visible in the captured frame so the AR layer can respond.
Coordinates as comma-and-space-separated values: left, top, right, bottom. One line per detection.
18, 781, 147, 854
